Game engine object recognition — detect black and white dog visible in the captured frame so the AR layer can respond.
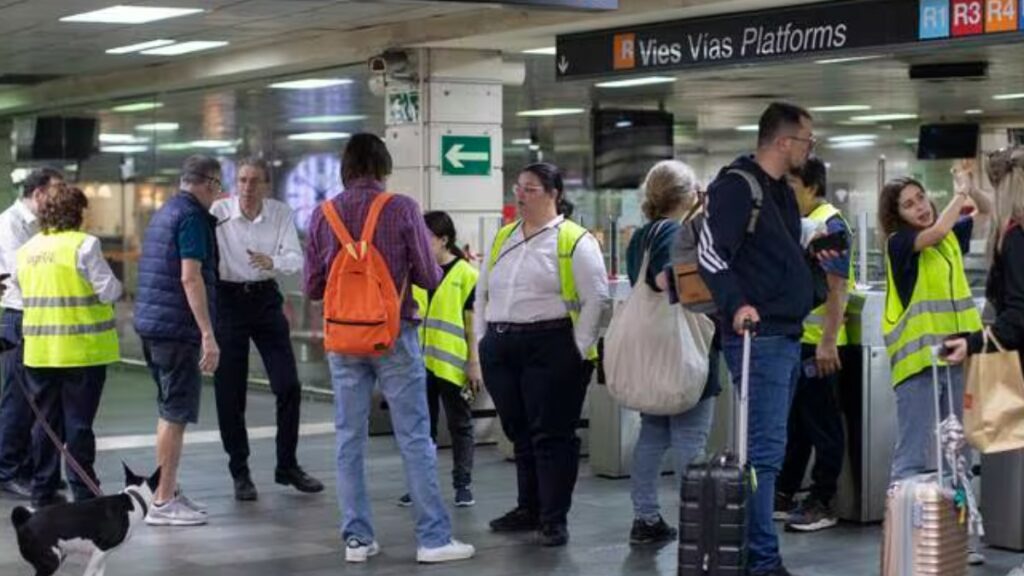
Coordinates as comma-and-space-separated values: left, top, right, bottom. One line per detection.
11, 464, 160, 576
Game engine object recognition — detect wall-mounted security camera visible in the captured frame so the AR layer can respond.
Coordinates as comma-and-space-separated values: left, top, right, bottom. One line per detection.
367, 50, 410, 76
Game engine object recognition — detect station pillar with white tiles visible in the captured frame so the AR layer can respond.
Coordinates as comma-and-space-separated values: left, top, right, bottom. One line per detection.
382, 48, 509, 257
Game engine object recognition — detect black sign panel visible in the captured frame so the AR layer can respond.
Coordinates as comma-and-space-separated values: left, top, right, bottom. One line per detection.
441, 0, 617, 9
556, 0, 922, 79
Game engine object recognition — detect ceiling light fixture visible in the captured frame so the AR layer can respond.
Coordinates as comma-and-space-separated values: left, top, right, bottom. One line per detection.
61, 6, 203, 24
849, 113, 918, 122
135, 122, 180, 132
965, 109, 984, 115
190, 140, 235, 148
828, 134, 877, 143
993, 93, 1024, 100
522, 47, 557, 55
100, 145, 149, 154
517, 108, 585, 117
99, 133, 150, 144
735, 124, 759, 132
809, 105, 872, 112
269, 78, 353, 90
814, 55, 883, 65
829, 140, 876, 149
287, 132, 351, 141
112, 101, 163, 113
157, 142, 193, 151
291, 115, 367, 124
595, 76, 676, 88
510, 138, 533, 145
905, 138, 919, 144
141, 41, 228, 56
106, 39, 175, 54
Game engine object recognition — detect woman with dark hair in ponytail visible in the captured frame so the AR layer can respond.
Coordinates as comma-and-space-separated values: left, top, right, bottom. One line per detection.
399, 211, 480, 509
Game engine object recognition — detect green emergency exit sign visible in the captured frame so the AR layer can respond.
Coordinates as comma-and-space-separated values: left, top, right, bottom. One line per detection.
441, 135, 491, 176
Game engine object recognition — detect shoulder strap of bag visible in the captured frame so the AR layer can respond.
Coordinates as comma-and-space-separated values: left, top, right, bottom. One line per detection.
727, 169, 764, 234
361, 193, 394, 244
322, 200, 355, 246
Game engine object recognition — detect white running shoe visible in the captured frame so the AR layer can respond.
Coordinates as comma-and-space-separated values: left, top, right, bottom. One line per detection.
146, 495, 208, 526
175, 488, 208, 514
345, 538, 380, 563
416, 539, 475, 563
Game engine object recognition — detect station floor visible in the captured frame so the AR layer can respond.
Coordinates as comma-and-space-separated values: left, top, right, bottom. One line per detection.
1, 366, 1022, 576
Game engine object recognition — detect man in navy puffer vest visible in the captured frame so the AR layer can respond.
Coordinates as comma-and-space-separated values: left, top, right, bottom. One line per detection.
134, 155, 221, 527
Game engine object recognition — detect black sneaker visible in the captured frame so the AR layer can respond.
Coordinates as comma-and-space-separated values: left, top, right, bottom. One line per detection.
629, 515, 678, 546
773, 492, 795, 521
489, 507, 539, 533
275, 466, 324, 494
234, 473, 258, 502
538, 523, 569, 547
784, 498, 838, 533
396, 493, 412, 507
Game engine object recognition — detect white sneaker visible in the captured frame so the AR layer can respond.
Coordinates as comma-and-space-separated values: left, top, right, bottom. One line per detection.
345, 538, 380, 563
968, 547, 986, 566
416, 539, 475, 563
1007, 564, 1024, 576
146, 495, 208, 526
175, 489, 208, 514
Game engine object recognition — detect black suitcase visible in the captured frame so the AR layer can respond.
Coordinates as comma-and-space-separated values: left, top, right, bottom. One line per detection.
678, 327, 752, 575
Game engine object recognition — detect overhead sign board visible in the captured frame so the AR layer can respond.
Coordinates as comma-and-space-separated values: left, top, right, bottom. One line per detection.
441, 135, 491, 176
441, 0, 617, 9
556, 0, 1024, 80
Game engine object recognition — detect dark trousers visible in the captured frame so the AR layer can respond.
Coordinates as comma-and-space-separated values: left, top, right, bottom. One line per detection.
214, 283, 301, 478
0, 309, 34, 483
481, 322, 592, 526
25, 366, 105, 502
777, 344, 846, 504
426, 372, 474, 490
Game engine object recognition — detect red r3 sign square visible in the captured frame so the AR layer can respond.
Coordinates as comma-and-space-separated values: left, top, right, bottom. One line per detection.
952, 0, 985, 35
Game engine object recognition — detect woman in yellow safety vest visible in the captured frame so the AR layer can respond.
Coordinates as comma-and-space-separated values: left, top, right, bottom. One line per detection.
399, 211, 479, 509
13, 186, 122, 507
878, 162, 990, 489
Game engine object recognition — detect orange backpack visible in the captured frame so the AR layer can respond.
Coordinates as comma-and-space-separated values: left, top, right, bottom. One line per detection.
321, 193, 404, 356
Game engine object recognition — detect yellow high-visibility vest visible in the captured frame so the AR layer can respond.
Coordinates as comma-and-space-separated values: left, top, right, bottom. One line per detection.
488, 218, 598, 360
413, 259, 478, 387
17, 231, 119, 368
882, 231, 981, 387
802, 203, 855, 346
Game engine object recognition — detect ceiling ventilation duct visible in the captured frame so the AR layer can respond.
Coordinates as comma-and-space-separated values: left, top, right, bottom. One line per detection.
909, 61, 988, 81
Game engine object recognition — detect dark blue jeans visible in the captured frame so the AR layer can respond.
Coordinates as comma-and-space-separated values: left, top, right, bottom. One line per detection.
0, 309, 33, 483
722, 332, 801, 575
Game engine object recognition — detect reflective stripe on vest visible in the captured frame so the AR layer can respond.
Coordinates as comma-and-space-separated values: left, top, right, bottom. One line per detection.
16, 231, 120, 368
801, 203, 855, 346
488, 219, 597, 360
882, 231, 981, 387
413, 259, 479, 387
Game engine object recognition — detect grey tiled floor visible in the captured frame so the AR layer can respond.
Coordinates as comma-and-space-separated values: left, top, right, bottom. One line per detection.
2, 367, 1022, 575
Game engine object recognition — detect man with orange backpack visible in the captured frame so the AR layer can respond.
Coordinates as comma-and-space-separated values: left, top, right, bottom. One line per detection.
304, 133, 475, 565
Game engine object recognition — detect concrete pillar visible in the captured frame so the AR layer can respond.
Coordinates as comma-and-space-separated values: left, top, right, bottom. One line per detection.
384, 48, 505, 256
0, 118, 14, 204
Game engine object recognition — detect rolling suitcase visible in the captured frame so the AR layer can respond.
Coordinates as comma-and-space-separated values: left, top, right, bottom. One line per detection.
880, 352, 968, 576
678, 325, 752, 575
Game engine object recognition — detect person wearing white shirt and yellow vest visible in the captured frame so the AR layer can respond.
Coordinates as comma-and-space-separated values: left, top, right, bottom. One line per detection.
776, 156, 852, 533
476, 162, 610, 547
209, 158, 322, 502
398, 211, 480, 509
14, 186, 121, 508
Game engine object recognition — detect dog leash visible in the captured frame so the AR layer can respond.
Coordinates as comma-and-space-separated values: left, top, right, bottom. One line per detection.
14, 373, 104, 498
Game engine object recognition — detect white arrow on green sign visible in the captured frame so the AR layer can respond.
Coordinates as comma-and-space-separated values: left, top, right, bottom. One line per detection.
442, 135, 491, 176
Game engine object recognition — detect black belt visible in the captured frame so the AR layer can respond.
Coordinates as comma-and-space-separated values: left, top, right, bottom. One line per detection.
218, 280, 277, 294
489, 318, 572, 334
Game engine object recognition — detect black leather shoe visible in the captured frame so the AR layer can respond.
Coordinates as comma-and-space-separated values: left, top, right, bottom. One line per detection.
275, 467, 324, 494
489, 507, 539, 533
31, 492, 67, 509
538, 523, 569, 547
234, 473, 258, 501
1, 479, 31, 499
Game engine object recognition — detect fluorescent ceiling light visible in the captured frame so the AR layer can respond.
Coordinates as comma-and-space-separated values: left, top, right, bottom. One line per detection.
905, 138, 919, 144
269, 78, 353, 90
101, 145, 149, 154
106, 39, 175, 54
993, 93, 1024, 100
291, 115, 366, 124
965, 109, 984, 115
830, 140, 876, 149
522, 47, 557, 55
828, 134, 877, 143
510, 138, 532, 145
141, 41, 228, 56
112, 101, 163, 113
157, 142, 193, 151
190, 140, 235, 148
529, 144, 541, 151
809, 104, 872, 112
287, 132, 351, 141
815, 55, 883, 65
135, 122, 179, 132
615, 120, 633, 128
735, 124, 759, 132
517, 108, 585, 117
61, 6, 203, 24
99, 133, 150, 144
849, 113, 918, 122
595, 76, 676, 88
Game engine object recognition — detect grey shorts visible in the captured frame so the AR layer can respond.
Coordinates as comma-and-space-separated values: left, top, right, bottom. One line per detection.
142, 339, 201, 424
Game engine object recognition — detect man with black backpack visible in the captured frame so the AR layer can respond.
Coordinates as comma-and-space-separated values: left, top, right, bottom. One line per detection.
697, 102, 818, 576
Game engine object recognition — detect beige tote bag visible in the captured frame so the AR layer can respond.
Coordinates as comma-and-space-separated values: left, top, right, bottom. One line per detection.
964, 327, 1024, 453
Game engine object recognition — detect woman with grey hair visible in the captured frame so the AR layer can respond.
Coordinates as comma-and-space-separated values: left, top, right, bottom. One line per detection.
624, 160, 721, 546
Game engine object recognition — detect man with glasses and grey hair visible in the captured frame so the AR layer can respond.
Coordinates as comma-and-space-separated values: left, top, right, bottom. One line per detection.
134, 155, 221, 526
209, 158, 322, 501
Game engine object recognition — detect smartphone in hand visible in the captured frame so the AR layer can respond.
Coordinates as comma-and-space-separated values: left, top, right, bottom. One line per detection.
809, 230, 849, 254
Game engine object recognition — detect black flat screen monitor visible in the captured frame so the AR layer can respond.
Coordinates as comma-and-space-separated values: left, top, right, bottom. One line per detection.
917, 123, 979, 160
592, 109, 674, 189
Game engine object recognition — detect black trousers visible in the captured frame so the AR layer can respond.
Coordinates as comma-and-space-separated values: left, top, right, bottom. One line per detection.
214, 283, 301, 478
777, 344, 846, 503
0, 309, 34, 484
426, 372, 474, 489
481, 321, 592, 526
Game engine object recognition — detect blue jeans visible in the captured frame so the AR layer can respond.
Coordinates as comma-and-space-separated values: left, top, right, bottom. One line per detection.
722, 333, 800, 575
630, 398, 716, 522
328, 322, 452, 549
891, 365, 965, 482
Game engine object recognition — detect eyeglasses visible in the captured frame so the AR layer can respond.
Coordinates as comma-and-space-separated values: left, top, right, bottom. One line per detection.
189, 172, 222, 190
513, 183, 545, 194
786, 135, 817, 148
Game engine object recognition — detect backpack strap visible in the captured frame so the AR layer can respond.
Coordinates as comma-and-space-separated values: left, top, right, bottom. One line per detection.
361, 193, 394, 244
727, 169, 764, 234
322, 200, 355, 246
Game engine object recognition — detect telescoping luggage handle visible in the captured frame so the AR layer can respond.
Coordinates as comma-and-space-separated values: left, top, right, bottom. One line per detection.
930, 345, 957, 488
736, 319, 754, 468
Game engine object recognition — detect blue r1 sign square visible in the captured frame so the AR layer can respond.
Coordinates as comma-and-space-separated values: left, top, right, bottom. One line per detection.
920, 0, 951, 38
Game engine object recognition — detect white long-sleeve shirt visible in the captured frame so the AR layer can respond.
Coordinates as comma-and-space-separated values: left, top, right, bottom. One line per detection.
474, 215, 610, 356
11, 234, 123, 304
0, 200, 39, 310
210, 197, 303, 283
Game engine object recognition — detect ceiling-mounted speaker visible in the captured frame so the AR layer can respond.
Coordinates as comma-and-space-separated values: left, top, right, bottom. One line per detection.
909, 61, 988, 81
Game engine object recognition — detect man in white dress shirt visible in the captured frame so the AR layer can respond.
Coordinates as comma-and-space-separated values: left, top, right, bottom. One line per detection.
210, 158, 323, 501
